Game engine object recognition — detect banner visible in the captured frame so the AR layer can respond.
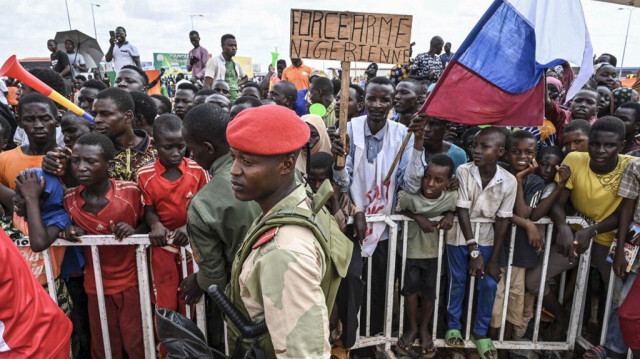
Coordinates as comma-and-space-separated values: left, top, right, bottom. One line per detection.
153, 53, 190, 74
235, 56, 254, 78
290, 9, 412, 64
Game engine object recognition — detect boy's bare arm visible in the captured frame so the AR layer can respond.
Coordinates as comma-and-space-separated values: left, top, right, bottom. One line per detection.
456, 207, 474, 241
549, 188, 574, 258
614, 198, 636, 278
144, 205, 168, 246
486, 217, 510, 281
530, 165, 571, 221
510, 215, 543, 251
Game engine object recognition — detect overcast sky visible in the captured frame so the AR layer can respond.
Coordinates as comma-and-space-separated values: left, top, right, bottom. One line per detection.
0, 0, 638, 74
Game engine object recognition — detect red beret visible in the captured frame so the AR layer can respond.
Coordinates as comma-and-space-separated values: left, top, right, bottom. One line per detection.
227, 105, 310, 155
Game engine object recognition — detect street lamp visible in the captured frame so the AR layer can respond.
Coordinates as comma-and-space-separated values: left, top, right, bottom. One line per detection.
190, 14, 204, 30
90, 3, 100, 39
618, 7, 635, 78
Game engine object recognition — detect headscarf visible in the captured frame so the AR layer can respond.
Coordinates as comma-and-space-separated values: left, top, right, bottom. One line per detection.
546, 76, 562, 92
612, 87, 638, 111
296, 114, 332, 175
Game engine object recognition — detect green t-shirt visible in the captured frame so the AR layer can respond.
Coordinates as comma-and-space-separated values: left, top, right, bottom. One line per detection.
396, 190, 457, 259
225, 61, 239, 102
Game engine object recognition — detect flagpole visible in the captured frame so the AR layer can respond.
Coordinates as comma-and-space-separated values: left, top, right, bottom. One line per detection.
618, 7, 634, 78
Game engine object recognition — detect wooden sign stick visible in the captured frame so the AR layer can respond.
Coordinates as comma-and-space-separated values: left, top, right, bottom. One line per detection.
383, 132, 412, 184
336, 61, 351, 168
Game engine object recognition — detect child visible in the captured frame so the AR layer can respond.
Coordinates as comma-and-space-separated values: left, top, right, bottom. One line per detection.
562, 119, 591, 154
61, 112, 93, 148
487, 132, 570, 346
614, 101, 640, 154
445, 127, 516, 359
0, 114, 12, 152
308, 151, 365, 357
0, 94, 60, 216
137, 114, 209, 315
62, 133, 145, 359
130, 91, 157, 137
545, 88, 599, 147
394, 154, 457, 358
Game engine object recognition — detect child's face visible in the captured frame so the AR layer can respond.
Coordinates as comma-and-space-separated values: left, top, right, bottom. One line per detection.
547, 84, 560, 101
70, 144, 111, 186
421, 164, 450, 199
596, 86, 611, 113
307, 124, 320, 150
563, 129, 589, 153
536, 153, 562, 184
155, 130, 186, 169
570, 91, 598, 120
18, 102, 59, 146
588, 130, 625, 173
61, 116, 92, 149
507, 138, 537, 173
471, 131, 505, 168
308, 167, 331, 194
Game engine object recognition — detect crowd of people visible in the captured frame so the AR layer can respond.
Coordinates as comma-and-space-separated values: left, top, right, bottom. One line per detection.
1, 26, 640, 359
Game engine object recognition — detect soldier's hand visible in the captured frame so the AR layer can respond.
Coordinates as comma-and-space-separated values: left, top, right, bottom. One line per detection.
180, 273, 204, 306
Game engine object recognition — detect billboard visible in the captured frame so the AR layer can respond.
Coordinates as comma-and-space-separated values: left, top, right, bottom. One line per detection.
153, 53, 190, 74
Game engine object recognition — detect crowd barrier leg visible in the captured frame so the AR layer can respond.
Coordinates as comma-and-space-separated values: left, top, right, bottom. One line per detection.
384, 217, 399, 354
136, 245, 156, 359
43, 248, 57, 303
498, 225, 518, 342
532, 224, 554, 343
91, 245, 113, 358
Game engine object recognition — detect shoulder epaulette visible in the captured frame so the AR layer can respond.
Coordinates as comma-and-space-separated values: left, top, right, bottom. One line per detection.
252, 227, 279, 249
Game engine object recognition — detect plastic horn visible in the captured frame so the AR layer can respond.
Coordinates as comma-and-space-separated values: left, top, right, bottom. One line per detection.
0, 55, 94, 123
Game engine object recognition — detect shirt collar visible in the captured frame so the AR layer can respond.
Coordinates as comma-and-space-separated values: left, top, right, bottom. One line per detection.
114, 129, 151, 154
364, 120, 388, 141
470, 163, 506, 189
154, 157, 187, 175
263, 184, 308, 217
211, 153, 231, 175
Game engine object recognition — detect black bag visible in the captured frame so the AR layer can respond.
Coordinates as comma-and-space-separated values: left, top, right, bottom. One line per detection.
156, 307, 225, 359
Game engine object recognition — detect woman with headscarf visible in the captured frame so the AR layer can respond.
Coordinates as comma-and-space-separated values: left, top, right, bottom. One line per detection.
611, 87, 640, 113
296, 114, 332, 175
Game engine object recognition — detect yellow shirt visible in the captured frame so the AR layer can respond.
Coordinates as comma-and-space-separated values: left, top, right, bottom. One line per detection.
558, 152, 634, 246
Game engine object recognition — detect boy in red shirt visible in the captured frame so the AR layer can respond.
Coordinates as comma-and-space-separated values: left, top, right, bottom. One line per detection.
137, 114, 209, 313
62, 133, 144, 359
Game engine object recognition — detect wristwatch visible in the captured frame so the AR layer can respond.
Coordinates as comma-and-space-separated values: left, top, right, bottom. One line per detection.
470, 249, 480, 259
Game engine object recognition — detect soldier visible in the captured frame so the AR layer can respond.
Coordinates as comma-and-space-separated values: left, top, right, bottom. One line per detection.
224, 105, 353, 358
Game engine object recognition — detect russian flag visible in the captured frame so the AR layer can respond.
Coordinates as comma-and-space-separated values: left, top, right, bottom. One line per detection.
422, 0, 594, 127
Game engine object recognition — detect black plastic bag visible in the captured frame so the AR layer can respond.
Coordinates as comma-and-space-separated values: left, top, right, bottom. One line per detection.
156, 307, 217, 359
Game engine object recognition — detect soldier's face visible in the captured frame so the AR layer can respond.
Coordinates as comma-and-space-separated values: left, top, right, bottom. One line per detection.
229, 148, 296, 204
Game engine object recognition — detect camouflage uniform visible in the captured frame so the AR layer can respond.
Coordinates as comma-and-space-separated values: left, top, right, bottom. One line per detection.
227, 184, 352, 359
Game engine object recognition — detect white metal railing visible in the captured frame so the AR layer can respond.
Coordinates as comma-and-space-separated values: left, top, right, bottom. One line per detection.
19, 235, 206, 359
352, 215, 593, 356
19, 214, 628, 358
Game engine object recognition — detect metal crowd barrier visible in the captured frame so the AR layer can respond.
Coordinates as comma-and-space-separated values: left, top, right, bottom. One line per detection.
24, 235, 206, 359
351, 215, 593, 357
23, 214, 627, 359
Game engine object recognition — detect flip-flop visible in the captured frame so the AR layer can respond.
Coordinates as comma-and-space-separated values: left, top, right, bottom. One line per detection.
471, 336, 498, 359
395, 331, 417, 355
418, 342, 437, 359
445, 329, 464, 348
583, 346, 609, 359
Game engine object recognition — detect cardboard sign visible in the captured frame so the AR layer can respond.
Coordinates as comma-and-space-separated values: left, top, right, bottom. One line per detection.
290, 9, 412, 64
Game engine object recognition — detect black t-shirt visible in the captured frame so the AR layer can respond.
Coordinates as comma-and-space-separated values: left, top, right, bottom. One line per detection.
50, 51, 71, 78
499, 173, 545, 268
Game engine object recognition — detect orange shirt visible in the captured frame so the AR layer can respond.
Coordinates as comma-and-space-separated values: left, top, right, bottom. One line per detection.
0, 147, 45, 190
0, 147, 65, 285
64, 180, 143, 295
6, 86, 18, 106
137, 158, 209, 231
281, 63, 313, 90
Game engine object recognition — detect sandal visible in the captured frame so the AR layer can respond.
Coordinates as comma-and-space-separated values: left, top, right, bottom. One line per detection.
445, 329, 465, 348
471, 336, 498, 359
418, 342, 437, 359
395, 330, 417, 355
583, 346, 609, 359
